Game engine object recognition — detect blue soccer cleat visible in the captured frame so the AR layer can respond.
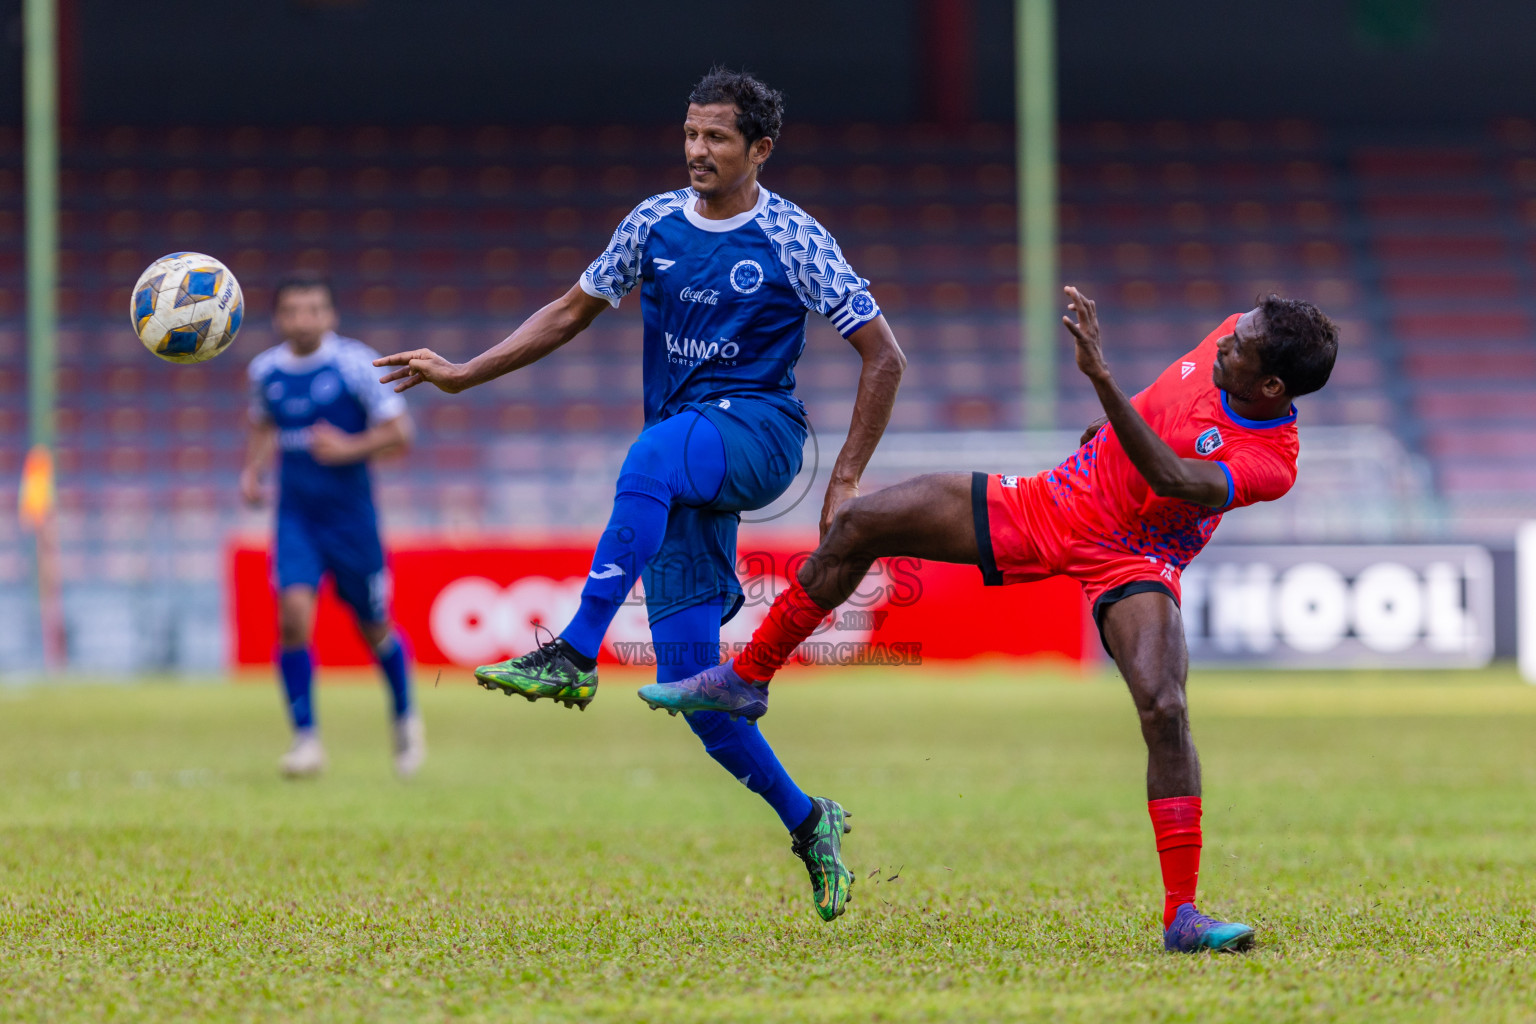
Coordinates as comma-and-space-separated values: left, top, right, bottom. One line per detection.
1163, 903, 1256, 953
636, 660, 770, 720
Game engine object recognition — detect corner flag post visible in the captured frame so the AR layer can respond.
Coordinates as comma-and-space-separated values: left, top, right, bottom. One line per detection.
1016, 0, 1057, 429
24, 0, 64, 671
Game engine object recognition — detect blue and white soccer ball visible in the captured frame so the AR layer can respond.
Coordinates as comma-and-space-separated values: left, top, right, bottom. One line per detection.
130, 252, 245, 364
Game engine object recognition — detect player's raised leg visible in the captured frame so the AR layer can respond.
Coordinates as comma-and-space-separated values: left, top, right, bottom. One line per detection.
1099, 591, 1253, 953
638, 472, 977, 717
474, 412, 725, 708
275, 583, 325, 778
654, 597, 854, 922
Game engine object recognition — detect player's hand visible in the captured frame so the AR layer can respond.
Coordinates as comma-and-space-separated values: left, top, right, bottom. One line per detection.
373, 348, 468, 393
1079, 416, 1108, 446
308, 421, 360, 465
1062, 286, 1110, 382
820, 477, 859, 539
239, 466, 266, 508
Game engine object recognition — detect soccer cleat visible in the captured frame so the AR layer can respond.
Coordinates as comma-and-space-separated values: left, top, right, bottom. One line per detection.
392, 713, 426, 780
279, 732, 325, 779
474, 637, 598, 710
1162, 903, 1256, 953
791, 797, 854, 922
636, 660, 769, 720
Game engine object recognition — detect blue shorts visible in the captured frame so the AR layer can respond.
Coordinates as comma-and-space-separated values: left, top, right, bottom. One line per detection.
641, 397, 806, 625
273, 508, 391, 625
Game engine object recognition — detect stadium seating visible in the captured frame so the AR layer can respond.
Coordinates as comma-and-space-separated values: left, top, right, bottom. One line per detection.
0, 117, 1530, 604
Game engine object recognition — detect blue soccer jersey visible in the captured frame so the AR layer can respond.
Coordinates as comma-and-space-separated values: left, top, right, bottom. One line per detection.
580, 186, 881, 427
248, 332, 406, 519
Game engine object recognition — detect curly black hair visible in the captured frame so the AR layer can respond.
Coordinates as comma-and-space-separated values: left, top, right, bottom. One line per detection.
1256, 295, 1338, 397
688, 66, 784, 146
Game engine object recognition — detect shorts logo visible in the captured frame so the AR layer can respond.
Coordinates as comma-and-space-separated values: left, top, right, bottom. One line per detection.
850, 293, 876, 318
1000, 475, 1020, 488
717, 399, 731, 410
729, 259, 764, 294
1195, 427, 1223, 455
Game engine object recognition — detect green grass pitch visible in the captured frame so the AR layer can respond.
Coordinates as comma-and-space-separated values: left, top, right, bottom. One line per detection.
2, 665, 1534, 1022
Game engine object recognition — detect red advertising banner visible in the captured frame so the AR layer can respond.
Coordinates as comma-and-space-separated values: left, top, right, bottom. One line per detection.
228, 535, 1096, 668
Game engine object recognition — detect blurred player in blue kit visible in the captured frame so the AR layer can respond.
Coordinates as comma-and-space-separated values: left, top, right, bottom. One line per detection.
242, 272, 426, 780
375, 69, 906, 920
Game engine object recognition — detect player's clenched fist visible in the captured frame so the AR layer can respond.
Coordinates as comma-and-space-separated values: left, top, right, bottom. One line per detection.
374, 348, 468, 393
1062, 285, 1109, 382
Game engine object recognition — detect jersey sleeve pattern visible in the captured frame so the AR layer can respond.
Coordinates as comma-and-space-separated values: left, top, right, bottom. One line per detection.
334, 338, 407, 424
580, 190, 692, 307
247, 347, 279, 425
755, 193, 881, 338
1217, 439, 1297, 509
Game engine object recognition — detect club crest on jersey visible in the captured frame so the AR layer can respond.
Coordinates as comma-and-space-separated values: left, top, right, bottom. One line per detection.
1195, 427, 1224, 455
1000, 475, 1020, 488
309, 369, 341, 405
730, 259, 764, 294
850, 293, 876, 317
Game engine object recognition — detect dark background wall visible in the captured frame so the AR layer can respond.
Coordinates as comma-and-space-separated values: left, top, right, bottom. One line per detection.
0, 0, 1531, 126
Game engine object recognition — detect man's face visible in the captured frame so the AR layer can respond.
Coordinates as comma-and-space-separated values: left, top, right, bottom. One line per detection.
274, 287, 337, 352
1212, 308, 1283, 402
684, 102, 770, 198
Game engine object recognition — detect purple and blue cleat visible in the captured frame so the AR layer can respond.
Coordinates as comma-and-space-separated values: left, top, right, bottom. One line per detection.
636, 660, 769, 720
1163, 903, 1256, 953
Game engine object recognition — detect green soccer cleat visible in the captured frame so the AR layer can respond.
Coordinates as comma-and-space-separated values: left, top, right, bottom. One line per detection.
474, 637, 598, 710
791, 796, 854, 922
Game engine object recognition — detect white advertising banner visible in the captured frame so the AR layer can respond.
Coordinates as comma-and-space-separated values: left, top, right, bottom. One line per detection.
1518, 523, 1536, 685
1182, 545, 1495, 668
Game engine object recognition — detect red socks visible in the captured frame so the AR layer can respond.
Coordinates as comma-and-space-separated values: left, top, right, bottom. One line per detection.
733, 579, 833, 683
1148, 796, 1202, 929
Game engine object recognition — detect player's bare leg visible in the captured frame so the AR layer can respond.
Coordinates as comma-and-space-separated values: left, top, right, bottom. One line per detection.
798, 472, 980, 605
638, 473, 977, 717
1100, 592, 1252, 953
276, 585, 325, 778
1100, 593, 1200, 801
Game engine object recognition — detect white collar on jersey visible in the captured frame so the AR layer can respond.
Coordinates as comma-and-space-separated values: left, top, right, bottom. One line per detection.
683, 184, 771, 232
274, 331, 339, 372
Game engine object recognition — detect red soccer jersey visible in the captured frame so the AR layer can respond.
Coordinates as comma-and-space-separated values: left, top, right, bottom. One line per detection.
1038, 313, 1299, 569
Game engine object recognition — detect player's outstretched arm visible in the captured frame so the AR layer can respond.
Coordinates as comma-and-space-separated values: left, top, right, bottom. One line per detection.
819, 315, 906, 537
1062, 286, 1230, 508
239, 420, 278, 507
374, 285, 608, 394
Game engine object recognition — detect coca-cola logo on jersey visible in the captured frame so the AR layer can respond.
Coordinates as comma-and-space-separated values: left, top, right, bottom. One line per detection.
679, 286, 721, 305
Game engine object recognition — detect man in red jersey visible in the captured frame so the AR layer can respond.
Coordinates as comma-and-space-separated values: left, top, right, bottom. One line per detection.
639, 285, 1339, 952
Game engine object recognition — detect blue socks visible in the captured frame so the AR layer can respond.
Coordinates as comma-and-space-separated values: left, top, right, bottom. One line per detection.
279, 633, 412, 733
278, 647, 315, 731
654, 599, 814, 832
374, 631, 413, 719
561, 412, 727, 660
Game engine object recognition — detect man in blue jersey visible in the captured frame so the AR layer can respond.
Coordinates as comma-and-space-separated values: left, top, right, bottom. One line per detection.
375, 68, 905, 920
243, 272, 425, 780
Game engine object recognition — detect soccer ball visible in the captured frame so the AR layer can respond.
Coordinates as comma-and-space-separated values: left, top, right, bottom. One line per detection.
130, 252, 245, 364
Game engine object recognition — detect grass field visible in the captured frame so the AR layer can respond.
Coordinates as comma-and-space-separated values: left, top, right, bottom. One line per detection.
2, 665, 1534, 1022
